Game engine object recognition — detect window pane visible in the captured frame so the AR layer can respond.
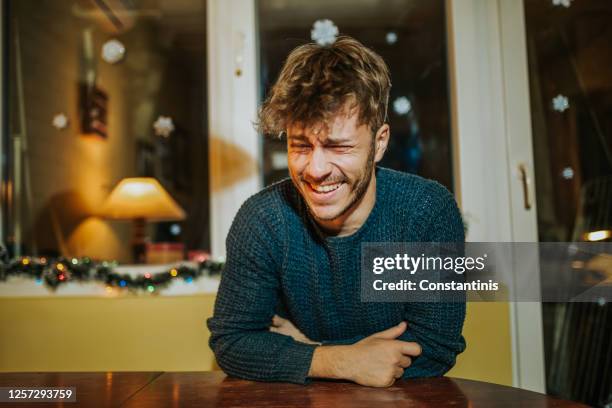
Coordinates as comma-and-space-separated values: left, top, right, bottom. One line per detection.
524, 1, 612, 406
257, 0, 453, 191
4, 0, 209, 263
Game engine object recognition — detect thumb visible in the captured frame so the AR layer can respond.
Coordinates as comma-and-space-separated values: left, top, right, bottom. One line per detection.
371, 321, 407, 340
272, 315, 287, 327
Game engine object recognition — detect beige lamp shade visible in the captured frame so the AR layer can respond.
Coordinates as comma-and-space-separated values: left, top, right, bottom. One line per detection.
100, 177, 186, 221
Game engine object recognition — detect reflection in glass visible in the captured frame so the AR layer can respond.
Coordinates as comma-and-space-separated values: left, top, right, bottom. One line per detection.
3, 0, 209, 264
525, 0, 612, 406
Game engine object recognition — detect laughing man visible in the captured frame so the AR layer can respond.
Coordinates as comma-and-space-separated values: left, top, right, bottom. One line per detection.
207, 36, 466, 387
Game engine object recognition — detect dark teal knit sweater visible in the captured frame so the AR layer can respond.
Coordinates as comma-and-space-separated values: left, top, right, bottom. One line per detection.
207, 167, 466, 384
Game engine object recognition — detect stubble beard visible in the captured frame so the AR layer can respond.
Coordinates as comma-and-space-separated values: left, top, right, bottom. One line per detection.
297, 140, 376, 222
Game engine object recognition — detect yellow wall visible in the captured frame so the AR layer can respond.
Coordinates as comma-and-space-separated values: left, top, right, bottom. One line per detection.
0, 296, 217, 372
0, 297, 512, 385
447, 302, 513, 386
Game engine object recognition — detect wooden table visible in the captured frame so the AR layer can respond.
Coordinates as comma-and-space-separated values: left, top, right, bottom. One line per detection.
0, 371, 588, 407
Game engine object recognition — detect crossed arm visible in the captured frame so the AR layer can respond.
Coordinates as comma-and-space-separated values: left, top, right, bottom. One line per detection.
206, 226, 460, 386
271, 316, 423, 387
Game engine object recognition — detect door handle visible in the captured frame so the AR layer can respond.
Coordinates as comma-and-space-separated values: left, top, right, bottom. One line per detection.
518, 164, 532, 210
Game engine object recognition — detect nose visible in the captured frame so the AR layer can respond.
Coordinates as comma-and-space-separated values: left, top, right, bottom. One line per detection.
304, 145, 332, 181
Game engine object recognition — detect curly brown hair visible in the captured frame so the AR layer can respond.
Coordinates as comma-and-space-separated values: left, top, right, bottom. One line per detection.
257, 36, 391, 137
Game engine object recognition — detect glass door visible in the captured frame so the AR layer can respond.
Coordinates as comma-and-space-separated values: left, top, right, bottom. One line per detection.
523, 0, 612, 406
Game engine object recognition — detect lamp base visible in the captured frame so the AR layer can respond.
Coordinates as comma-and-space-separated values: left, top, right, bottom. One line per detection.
132, 218, 147, 264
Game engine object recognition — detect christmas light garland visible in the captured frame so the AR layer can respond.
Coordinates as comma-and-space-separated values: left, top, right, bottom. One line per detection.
0, 254, 224, 292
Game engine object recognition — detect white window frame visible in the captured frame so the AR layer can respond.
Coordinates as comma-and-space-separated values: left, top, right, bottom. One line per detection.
447, 0, 545, 392
207, 0, 262, 259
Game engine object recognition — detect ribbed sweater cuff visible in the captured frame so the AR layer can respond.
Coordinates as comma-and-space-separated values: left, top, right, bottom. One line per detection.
277, 341, 318, 385
403, 356, 450, 378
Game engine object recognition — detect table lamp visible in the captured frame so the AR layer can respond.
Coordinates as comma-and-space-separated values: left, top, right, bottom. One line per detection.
101, 177, 186, 263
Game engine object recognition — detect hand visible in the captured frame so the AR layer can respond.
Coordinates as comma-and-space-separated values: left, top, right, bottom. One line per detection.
348, 321, 421, 387
269, 315, 321, 345
309, 321, 421, 387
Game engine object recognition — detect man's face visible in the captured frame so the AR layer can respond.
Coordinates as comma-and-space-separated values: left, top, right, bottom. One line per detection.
287, 110, 386, 223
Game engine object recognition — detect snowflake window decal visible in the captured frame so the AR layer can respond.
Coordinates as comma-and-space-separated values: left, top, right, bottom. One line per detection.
561, 167, 574, 180
552, 0, 572, 8
393, 97, 412, 116
311, 19, 339, 46
386, 32, 398, 45
153, 116, 175, 138
52, 113, 69, 130
552, 94, 570, 112
102, 39, 126, 64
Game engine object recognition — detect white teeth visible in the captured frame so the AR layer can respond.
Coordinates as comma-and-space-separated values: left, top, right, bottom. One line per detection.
312, 183, 341, 193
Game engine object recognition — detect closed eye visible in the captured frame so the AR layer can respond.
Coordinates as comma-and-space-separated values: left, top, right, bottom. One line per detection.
290, 143, 311, 150
329, 145, 353, 152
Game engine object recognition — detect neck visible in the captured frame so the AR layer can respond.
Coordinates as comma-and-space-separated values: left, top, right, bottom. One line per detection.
316, 174, 377, 237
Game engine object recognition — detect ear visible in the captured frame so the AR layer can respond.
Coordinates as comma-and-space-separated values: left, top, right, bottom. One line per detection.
373, 124, 390, 163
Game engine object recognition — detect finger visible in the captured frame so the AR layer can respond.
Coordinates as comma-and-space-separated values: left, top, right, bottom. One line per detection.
400, 342, 422, 357
394, 367, 404, 379
272, 315, 287, 327
398, 356, 412, 368
371, 321, 407, 340
269, 326, 279, 333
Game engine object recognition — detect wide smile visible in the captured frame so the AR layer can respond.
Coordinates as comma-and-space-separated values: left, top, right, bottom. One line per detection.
304, 181, 344, 202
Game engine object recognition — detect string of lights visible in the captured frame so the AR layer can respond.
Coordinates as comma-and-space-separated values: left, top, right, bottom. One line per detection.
0, 251, 224, 293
